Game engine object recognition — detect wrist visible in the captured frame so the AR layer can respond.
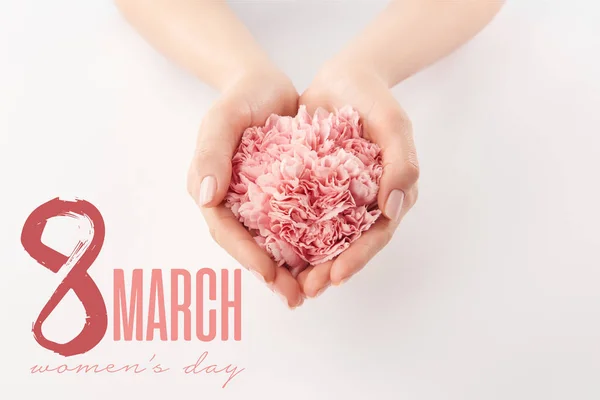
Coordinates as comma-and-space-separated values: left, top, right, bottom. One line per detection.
218, 56, 281, 92
325, 38, 412, 88
315, 57, 389, 91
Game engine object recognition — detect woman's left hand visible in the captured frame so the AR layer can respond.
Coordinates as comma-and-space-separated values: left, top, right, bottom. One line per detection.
297, 60, 420, 298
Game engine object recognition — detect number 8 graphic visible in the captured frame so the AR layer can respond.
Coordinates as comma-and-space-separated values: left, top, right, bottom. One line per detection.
21, 197, 108, 356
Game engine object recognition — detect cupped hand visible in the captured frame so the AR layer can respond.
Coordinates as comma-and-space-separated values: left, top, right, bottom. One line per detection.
187, 66, 305, 309
297, 61, 420, 298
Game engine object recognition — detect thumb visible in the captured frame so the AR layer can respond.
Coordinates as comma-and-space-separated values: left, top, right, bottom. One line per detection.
187, 96, 252, 207
365, 104, 420, 222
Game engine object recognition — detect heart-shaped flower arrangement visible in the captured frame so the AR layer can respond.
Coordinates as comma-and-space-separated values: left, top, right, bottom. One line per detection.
225, 105, 383, 277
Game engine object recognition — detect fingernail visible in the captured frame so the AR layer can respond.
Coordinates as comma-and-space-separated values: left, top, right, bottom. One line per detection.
313, 284, 330, 298
250, 269, 265, 283
385, 189, 405, 222
290, 297, 304, 309
275, 291, 290, 307
198, 176, 217, 206
332, 277, 349, 287
312, 281, 331, 298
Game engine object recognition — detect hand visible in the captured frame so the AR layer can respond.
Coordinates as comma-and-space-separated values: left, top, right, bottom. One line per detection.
187, 66, 305, 309
297, 61, 420, 297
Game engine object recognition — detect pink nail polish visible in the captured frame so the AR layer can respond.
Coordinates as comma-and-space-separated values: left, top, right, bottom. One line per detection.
198, 176, 216, 206
385, 189, 405, 222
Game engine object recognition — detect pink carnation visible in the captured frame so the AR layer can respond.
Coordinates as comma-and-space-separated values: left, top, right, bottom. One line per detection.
225, 105, 383, 277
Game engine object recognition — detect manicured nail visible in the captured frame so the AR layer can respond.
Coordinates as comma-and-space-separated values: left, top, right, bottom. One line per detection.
313, 282, 331, 298
275, 291, 290, 307
332, 277, 349, 287
250, 269, 265, 283
385, 189, 405, 222
290, 297, 304, 309
198, 176, 217, 206
314, 289, 325, 298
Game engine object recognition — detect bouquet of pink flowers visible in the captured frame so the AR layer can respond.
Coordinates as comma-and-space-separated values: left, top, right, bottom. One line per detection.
225, 105, 383, 277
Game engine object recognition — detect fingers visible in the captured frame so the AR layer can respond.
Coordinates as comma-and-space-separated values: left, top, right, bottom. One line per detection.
364, 98, 420, 222
296, 266, 312, 289
298, 72, 421, 293
300, 83, 419, 289
200, 204, 276, 283
302, 84, 420, 223
200, 204, 304, 308
187, 75, 304, 307
269, 267, 304, 309
300, 184, 415, 289
329, 213, 401, 285
188, 77, 299, 209
300, 261, 333, 298
187, 95, 252, 208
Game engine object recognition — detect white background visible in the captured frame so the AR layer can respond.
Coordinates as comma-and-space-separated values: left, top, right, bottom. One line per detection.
1, 0, 600, 398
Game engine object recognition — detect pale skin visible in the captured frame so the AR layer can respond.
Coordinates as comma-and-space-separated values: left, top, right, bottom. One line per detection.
115, 0, 505, 308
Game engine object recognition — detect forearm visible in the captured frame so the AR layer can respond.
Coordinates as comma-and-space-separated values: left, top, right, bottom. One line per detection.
114, 0, 275, 91
332, 0, 505, 87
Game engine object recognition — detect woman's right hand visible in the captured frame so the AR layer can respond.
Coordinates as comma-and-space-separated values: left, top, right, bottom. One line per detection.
187, 66, 305, 309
